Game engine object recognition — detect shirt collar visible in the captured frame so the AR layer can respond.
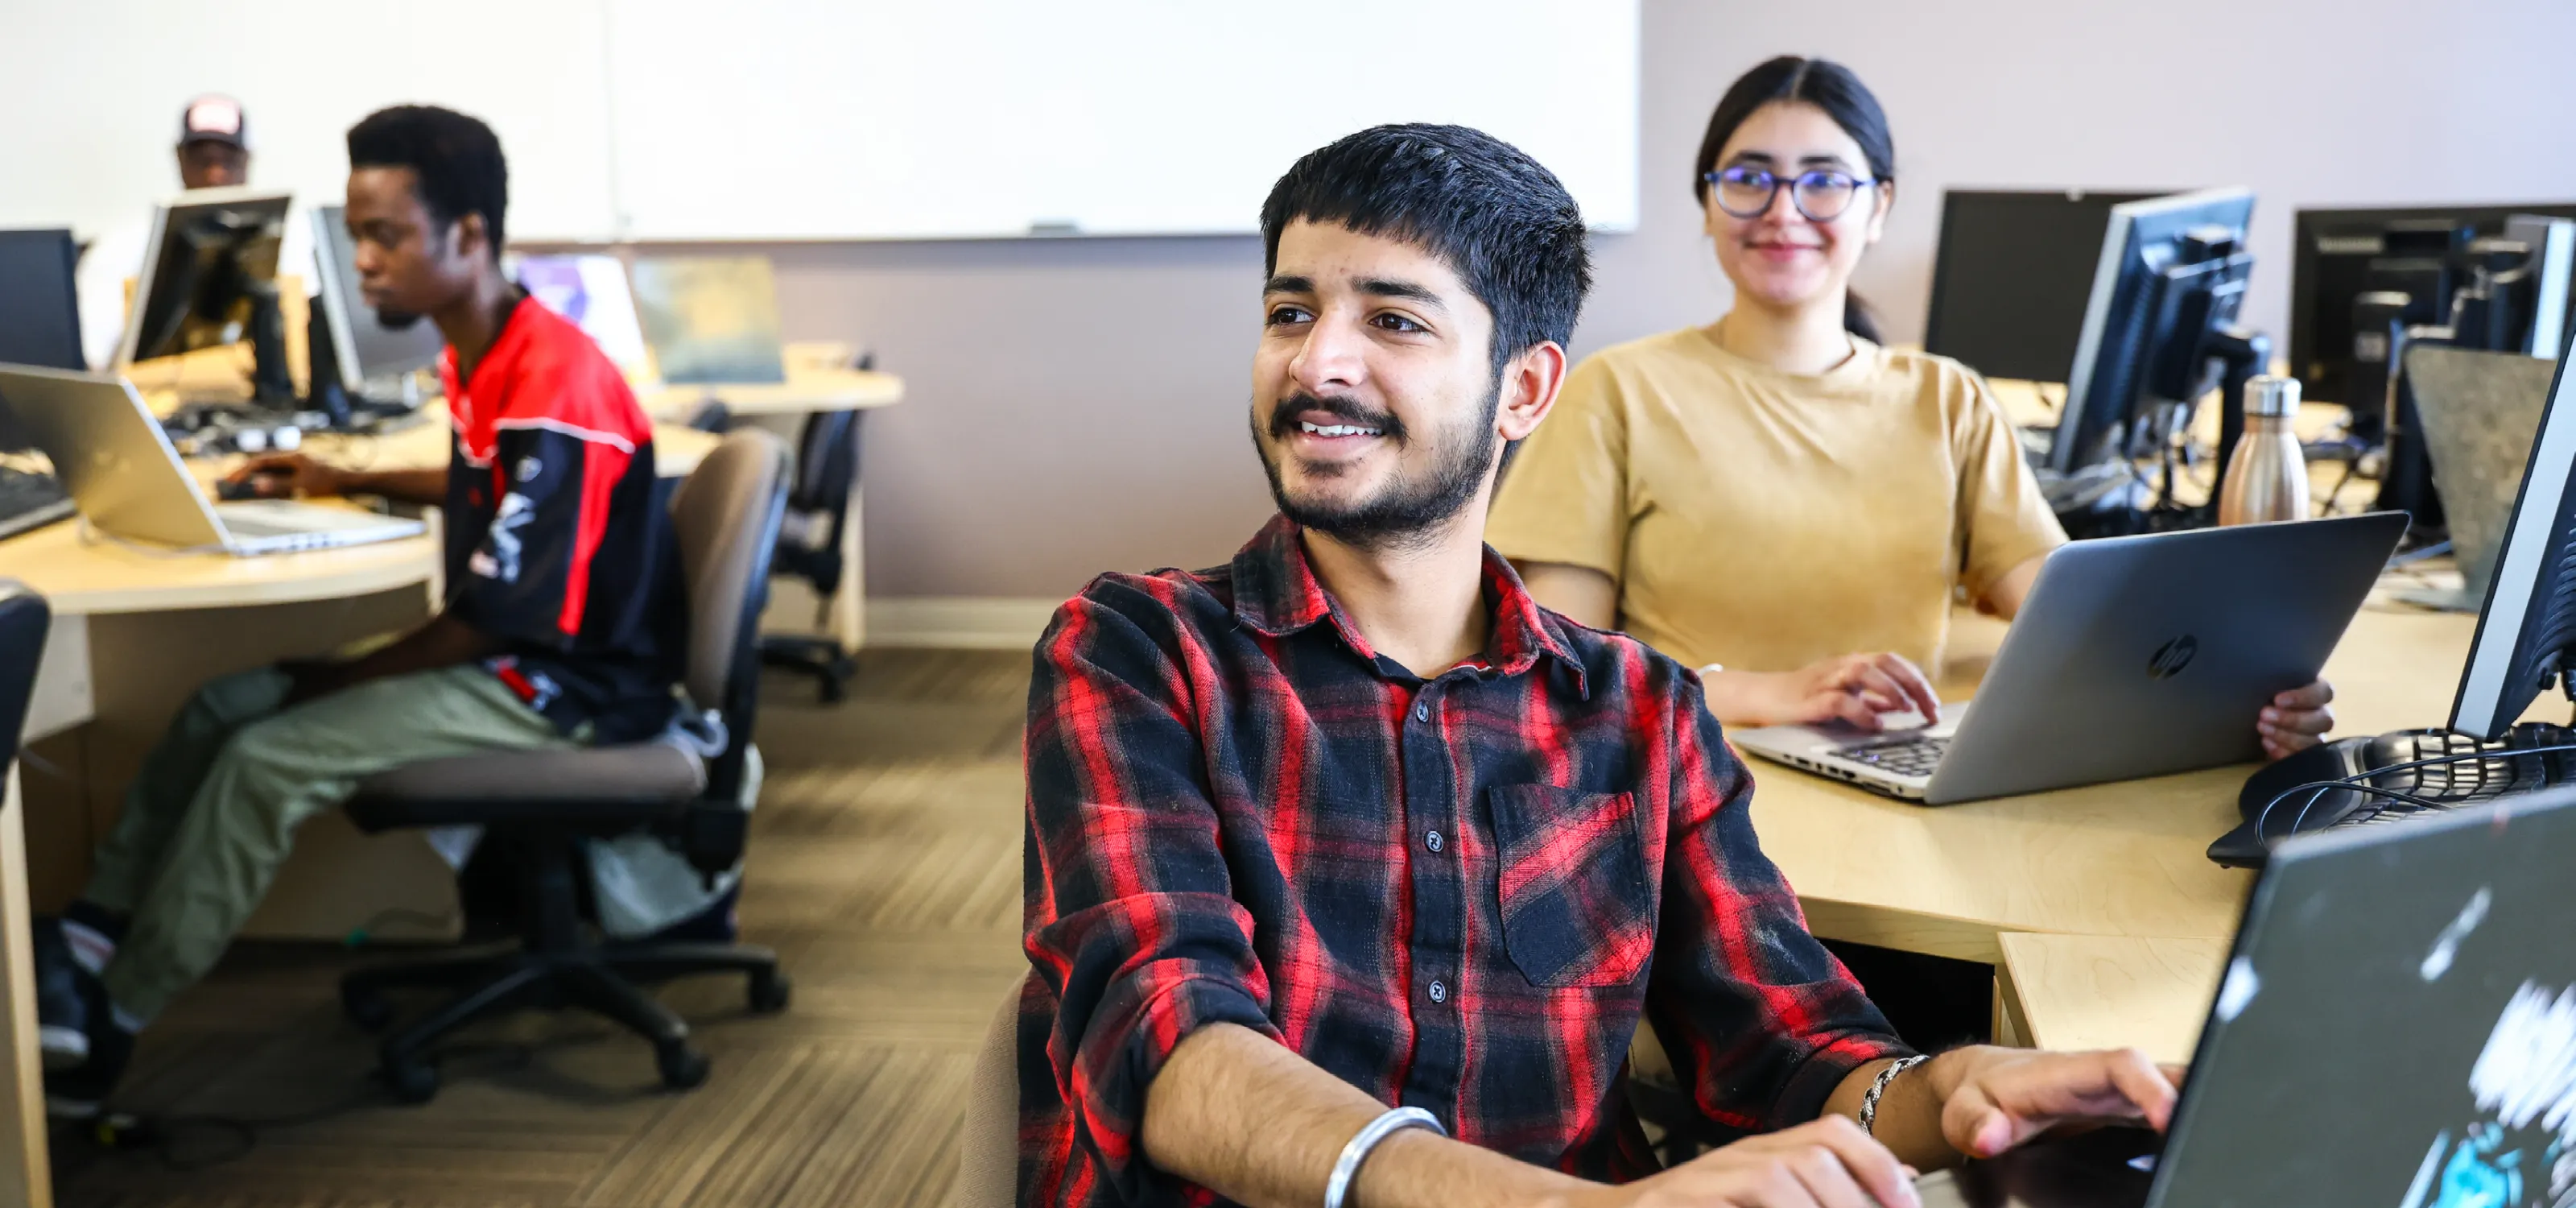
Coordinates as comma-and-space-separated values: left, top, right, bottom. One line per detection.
436, 294, 538, 428
1228, 514, 1586, 689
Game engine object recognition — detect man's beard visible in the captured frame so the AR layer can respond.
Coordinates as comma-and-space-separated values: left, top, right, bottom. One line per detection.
374, 307, 424, 331
1253, 380, 1501, 552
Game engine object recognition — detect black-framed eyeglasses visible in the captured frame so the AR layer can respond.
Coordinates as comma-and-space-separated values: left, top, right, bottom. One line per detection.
1703, 164, 1880, 222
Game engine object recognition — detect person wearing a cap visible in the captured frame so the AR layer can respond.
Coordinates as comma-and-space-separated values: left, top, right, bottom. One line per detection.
76, 93, 316, 370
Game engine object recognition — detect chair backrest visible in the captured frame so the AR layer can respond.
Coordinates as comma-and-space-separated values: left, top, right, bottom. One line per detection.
668, 430, 790, 796
953, 976, 1027, 1208
789, 407, 862, 521
0, 581, 50, 776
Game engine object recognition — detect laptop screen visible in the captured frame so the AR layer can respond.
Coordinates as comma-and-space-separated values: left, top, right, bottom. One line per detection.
2153, 787, 2576, 1206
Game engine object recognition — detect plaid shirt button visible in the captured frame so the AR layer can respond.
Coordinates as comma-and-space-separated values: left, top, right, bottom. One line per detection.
1427, 980, 1447, 1004
1426, 829, 1443, 853
1414, 701, 1430, 722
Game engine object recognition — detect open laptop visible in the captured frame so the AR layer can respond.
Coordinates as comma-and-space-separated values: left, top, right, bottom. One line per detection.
1918, 781, 2576, 1208
0, 365, 423, 554
1732, 512, 2408, 805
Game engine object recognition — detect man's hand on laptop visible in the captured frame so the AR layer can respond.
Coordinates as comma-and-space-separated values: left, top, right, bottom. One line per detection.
2258, 680, 2335, 760
1702, 652, 1943, 733
1922, 1045, 2179, 1160
1577, 1115, 1922, 1208
227, 452, 347, 500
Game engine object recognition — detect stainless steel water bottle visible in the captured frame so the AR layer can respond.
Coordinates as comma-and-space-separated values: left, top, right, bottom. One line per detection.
2218, 375, 2309, 526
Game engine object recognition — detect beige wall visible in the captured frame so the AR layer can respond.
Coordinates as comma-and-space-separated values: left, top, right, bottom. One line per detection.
725, 0, 2576, 601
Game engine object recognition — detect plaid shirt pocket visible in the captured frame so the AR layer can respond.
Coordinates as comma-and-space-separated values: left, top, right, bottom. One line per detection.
1488, 784, 1657, 989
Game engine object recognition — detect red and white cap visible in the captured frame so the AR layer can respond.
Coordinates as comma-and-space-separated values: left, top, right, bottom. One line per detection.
177, 94, 250, 151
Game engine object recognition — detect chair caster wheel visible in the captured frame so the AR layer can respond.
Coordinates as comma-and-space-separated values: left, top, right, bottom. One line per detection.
342, 984, 394, 1032
656, 1041, 709, 1090
748, 970, 791, 1014
384, 1059, 439, 1104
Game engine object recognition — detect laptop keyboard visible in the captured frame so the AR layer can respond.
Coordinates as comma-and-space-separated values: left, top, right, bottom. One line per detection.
0, 465, 74, 541
1843, 735, 1951, 778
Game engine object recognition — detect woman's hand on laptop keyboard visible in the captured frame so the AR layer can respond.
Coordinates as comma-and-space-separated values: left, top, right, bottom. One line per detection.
1701, 652, 1942, 733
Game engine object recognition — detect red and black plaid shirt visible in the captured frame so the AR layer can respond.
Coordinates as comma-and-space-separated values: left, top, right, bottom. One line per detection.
1019, 516, 1907, 1206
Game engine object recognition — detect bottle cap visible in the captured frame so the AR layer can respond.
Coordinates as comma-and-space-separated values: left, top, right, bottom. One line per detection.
2244, 374, 2300, 419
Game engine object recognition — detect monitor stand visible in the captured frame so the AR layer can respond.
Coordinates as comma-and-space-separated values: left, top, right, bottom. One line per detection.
246, 282, 295, 412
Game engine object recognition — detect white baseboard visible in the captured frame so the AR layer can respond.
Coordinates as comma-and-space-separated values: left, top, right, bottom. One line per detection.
864, 596, 1064, 650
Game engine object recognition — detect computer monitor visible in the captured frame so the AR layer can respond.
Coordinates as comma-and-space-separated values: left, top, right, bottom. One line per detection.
0, 229, 85, 371
629, 255, 787, 385
115, 187, 295, 404
2289, 202, 2576, 407
2051, 188, 2261, 482
2453, 326, 2576, 738
1922, 188, 2164, 385
514, 253, 653, 380
308, 205, 443, 416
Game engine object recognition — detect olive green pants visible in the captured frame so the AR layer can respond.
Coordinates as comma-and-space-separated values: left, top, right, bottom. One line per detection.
84, 665, 569, 1020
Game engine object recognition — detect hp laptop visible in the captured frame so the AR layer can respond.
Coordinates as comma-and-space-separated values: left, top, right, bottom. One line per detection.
1732, 512, 2408, 805
1918, 782, 2576, 1207
0, 365, 423, 554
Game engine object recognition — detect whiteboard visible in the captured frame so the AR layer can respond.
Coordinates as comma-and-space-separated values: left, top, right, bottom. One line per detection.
0, 0, 1637, 244
0, 0, 617, 243
603, 0, 1640, 239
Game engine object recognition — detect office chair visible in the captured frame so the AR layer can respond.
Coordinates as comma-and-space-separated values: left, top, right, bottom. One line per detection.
337, 430, 794, 1103
0, 581, 51, 784
758, 404, 865, 702
954, 976, 1027, 1208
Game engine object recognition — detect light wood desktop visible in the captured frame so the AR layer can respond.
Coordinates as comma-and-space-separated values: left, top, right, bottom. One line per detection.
1993, 933, 2228, 1065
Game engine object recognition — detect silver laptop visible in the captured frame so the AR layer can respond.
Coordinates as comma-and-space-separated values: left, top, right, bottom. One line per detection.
0, 365, 423, 555
1732, 512, 2409, 805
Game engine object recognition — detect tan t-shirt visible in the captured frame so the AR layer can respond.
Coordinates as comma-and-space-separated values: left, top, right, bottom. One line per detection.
1488, 325, 2066, 676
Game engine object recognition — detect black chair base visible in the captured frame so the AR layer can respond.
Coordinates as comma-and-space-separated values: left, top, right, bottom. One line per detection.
761, 634, 856, 703
336, 825, 788, 1103
342, 939, 788, 1102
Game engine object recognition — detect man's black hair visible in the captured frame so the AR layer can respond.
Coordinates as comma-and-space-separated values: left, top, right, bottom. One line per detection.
1260, 123, 1591, 376
346, 105, 510, 262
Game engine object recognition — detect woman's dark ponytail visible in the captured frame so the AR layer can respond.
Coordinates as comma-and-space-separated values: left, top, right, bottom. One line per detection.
1695, 57, 1897, 341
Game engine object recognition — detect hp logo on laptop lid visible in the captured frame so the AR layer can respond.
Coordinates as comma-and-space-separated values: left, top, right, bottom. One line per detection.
2148, 635, 2198, 681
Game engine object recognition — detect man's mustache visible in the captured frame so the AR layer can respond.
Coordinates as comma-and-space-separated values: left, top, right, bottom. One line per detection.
1269, 394, 1406, 442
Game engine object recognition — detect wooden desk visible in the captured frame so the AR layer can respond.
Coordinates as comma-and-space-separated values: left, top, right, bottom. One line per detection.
1994, 933, 2227, 1065
1755, 595, 2501, 1058
637, 364, 904, 423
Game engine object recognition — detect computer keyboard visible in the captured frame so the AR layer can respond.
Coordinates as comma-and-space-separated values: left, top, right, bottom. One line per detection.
2212, 723, 2576, 866
0, 465, 73, 541
1844, 735, 1950, 778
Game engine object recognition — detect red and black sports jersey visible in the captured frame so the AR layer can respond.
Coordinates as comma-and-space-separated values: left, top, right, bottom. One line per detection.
1019, 516, 1909, 1206
438, 296, 685, 742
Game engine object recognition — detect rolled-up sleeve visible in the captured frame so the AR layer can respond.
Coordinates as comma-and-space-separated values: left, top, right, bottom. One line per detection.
1644, 680, 1912, 1136
1023, 583, 1282, 1203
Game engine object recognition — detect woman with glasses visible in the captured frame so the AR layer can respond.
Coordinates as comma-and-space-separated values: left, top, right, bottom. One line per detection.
1491, 56, 2335, 759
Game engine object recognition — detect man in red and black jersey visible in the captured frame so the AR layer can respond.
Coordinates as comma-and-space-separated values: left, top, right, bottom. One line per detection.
31, 105, 687, 1117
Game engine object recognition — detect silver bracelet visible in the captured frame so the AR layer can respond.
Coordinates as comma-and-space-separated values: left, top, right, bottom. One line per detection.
1323, 1106, 1445, 1208
1859, 1055, 1930, 1136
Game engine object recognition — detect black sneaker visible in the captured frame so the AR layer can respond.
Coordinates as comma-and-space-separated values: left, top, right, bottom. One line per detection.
29, 919, 93, 1070
42, 985, 134, 1121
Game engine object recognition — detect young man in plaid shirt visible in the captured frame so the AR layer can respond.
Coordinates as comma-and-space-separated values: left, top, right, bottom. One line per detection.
1020, 124, 2179, 1208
